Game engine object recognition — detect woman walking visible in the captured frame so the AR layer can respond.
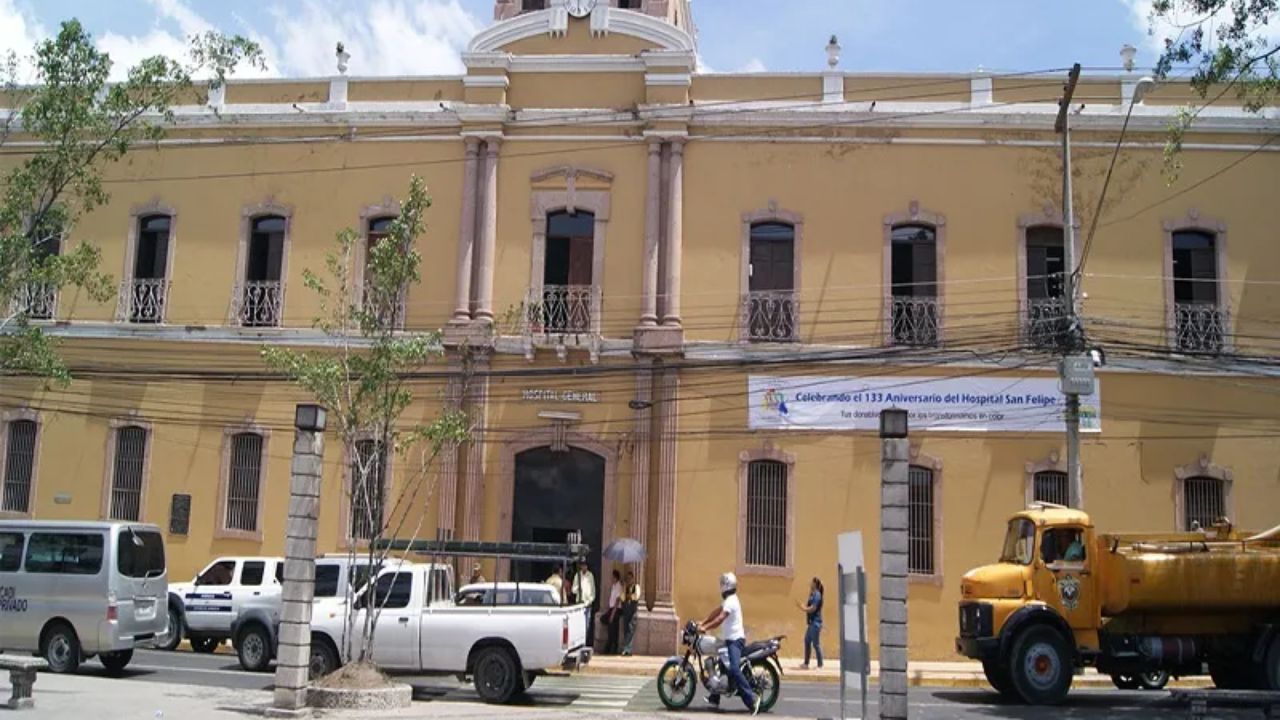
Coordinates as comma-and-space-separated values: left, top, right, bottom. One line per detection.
797, 577, 824, 669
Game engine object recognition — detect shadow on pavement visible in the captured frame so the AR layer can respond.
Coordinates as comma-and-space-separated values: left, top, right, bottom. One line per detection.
925, 690, 1259, 719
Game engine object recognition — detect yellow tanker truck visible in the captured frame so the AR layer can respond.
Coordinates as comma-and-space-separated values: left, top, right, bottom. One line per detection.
955, 505, 1280, 704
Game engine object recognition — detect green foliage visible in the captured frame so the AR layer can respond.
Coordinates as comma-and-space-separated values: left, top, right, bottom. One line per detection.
1, 19, 264, 382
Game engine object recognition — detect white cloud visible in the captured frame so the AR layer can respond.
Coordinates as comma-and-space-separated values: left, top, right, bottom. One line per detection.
96, 0, 271, 80
0, 0, 48, 81
1123, 0, 1280, 61
737, 57, 767, 73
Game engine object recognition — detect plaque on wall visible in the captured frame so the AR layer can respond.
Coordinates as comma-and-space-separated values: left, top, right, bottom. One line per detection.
169, 493, 192, 535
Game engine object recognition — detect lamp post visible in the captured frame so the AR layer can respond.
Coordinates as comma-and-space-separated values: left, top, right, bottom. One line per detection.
270, 404, 327, 716
878, 408, 909, 720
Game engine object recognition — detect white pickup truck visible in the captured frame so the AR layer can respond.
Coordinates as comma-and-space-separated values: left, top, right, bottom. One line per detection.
309, 562, 592, 703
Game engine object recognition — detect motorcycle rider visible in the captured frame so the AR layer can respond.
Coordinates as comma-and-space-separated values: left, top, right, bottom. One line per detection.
696, 572, 760, 714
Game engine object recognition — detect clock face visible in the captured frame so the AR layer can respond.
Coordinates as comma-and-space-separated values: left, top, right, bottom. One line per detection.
565, 0, 597, 18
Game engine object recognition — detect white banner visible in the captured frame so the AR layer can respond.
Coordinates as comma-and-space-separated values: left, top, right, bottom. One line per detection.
748, 375, 1101, 432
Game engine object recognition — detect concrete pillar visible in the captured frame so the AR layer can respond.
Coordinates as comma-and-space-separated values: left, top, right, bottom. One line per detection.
460, 354, 489, 546
452, 138, 481, 323
660, 139, 684, 327
879, 426, 910, 720
636, 365, 678, 654
639, 139, 662, 327
473, 139, 501, 323
271, 417, 326, 715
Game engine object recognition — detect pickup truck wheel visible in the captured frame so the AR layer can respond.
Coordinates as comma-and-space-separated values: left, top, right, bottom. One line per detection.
309, 637, 339, 679
236, 625, 271, 672
1139, 671, 1170, 690
159, 603, 183, 651
1008, 626, 1072, 705
473, 647, 520, 704
1264, 635, 1280, 691
983, 659, 1016, 697
190, 637, 221, 654
1110, 674, 1140, 690
100, 650, 134, 674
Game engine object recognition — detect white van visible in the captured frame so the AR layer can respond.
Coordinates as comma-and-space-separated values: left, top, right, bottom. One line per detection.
0, 520, 169, 673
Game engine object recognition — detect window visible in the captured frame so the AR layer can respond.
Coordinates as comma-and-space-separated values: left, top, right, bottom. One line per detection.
1183, 476, 1226, 531
109, 425, 147, 521
1171, 230, 1223, 353
117, 528, 165, 578
24, 532, 104, 574
239, 215, 286, 327
315, 565, 341, 597
617, 0, 642, 8
0, 532, 23, 572
1033, 470, 1070, 506
890, 224, 938, 346
537, 211, 595, 334
427, 567, 450, 605
1041, 527, 1085, 565
369, 571, 411, 609
225, 432, 264, 533
522, 0, 548, 9
19, 212, 63, 320
350, 439, 387, 541
1025, 226, 1067, 348
908, 466, 936, 575
746, 222, 797, 342
2, 419, 37, 514
197, 560, 235, 586
126, 214, 172, 324
744, 459, 788, 568
363, 216, 400, 326
241, 561, 265, 587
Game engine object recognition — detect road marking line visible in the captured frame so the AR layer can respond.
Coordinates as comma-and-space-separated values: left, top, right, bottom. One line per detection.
130, 664, 252, 677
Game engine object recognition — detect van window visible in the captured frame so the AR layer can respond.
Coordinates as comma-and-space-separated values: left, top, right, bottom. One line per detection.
25, 532, 104, 574
117, 528, 165, 578
0, 532, 23, 572
198, 560, 235, 586
315, 565, 340, 597
241, 561, 265, 586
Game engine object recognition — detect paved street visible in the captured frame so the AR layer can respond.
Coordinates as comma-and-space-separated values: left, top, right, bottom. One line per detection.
52, 649, 1262, 719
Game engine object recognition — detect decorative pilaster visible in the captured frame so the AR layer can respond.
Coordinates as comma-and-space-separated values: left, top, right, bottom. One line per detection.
460, 354, 490, 545
661, 140, 684, 327
634, 364, 677, 655
452, 138, 481, 323
473, 139, 501, 323
640, 139, 662, 326
436, 368, 465, 536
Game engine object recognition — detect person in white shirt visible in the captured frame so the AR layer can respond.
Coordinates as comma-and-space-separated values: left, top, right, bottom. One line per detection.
605, 570, 623, 653
697, 572, 759, 714
571, 560, 597, 648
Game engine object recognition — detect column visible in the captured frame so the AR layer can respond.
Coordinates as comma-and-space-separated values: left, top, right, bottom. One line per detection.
451, 138, 480, 323
460, 355, 490, 546
473, 138, 501, 323
271, 421, 325, 715
879, 429, 910, 720
652, 366, 678, 608
435, 368, 464, 536
661, 139, 684, 327
639, 139, 662, 326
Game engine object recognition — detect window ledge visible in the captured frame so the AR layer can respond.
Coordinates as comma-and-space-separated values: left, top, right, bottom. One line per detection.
736, 563, 794, 579
0, 510, 32, 520
908, 573, 945, 587
213, 527, 264, 543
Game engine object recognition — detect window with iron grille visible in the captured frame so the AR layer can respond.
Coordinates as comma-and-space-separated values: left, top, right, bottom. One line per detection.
2, 420, 37, 513
1033, 470, 1070, 506
350, 439, 386, 541
745, 459, 788, 567
110, 425, 147, 521
908, 466, 936, 575
890, 224, 939, 346
225, 432, 264, 532
1184, 476, 1226, 531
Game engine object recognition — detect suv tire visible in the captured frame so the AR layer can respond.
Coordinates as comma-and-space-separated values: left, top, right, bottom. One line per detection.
237, 624, 272, 672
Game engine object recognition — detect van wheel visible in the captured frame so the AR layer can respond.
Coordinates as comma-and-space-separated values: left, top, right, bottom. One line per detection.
41, 623, 82, 674
190, 637, 220, 654
160, 603, 183, 651
236, 625, 271, 672
1009, 625, 1073, 705
100, 650, 134, 674
473, 647, 520, 704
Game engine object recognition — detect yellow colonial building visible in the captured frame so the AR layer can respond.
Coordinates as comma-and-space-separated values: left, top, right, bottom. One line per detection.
4, 0, 1280, 658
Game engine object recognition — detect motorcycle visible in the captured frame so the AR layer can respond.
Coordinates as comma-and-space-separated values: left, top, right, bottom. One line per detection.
656, 620, 784, 712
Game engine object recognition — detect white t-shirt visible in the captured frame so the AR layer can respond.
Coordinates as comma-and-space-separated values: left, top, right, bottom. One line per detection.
720, 593, 745, 641
608, 581, 622, 610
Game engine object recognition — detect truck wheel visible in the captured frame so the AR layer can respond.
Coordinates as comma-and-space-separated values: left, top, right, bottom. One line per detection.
473, 647, 520, 704
1264, 634, 1280, 691
236, 624, 272, 672
308, 636, 340, 679
1139, 671, 1170, 690
983, 659, 1016, 697
190, 637, 220, 654
1110, 674, 1140, 690
159, 602, 183, 651
1209, 660, 1253, 690
1009, 626, 1073, 705
100, 650, 134, 674
41, 623, 81, 674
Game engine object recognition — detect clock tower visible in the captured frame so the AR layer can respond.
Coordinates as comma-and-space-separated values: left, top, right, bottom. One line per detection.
493, 0, 696, 36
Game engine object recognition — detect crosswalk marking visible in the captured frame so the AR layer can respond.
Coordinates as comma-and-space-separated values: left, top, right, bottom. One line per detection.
426, 675, 650, 711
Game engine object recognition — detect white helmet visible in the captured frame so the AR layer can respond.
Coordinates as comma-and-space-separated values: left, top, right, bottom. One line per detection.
719, 572, 738, 594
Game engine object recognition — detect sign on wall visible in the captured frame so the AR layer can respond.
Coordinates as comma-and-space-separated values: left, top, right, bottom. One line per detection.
747, 375, 1101, 433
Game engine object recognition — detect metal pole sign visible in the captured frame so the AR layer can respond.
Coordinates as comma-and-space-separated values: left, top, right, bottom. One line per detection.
838, 532, 869, 720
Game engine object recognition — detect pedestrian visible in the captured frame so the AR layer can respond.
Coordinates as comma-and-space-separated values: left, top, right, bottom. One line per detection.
546, 566, 566, 604
796, 576, 824, 669
621, 570, 642, 656
605, 569, 622, 654
572, 560, 597, 649
469, 563, 485, 585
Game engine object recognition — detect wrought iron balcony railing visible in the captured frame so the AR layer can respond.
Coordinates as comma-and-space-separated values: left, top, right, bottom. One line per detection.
360, 284, 406, 330
522, 284, 602, 361
117, 278, 169, 324
232, 280, 283, 328
1174, 301, 1225, 354
741, 290, 798, 343
12, 282, 57, 320
1025, 296, 1069, 350
891, 296, 939, 347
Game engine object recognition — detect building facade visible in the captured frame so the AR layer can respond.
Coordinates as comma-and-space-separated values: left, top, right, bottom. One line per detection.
4, 0, 1280, 658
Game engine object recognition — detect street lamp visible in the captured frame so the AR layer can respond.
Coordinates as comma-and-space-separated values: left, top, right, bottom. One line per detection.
294, 404, 327, 432
879, 408, 909, 439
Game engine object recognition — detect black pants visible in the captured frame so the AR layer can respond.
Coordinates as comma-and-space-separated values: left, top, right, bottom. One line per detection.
605, 610, 621, 654
584, 606, 596, 648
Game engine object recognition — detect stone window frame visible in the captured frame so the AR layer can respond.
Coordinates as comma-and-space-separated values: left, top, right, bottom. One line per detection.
0, 407, 42, 519
739, 201, 804, 343
214, 423, 272, 542
1015, 205, 1078, 342
736, 442, 796, 578
100, 416, 154, 522
229, 199, 294, 327
339, 435, 396, 550
1024, 449, 1070, 507
882, 201, 947, 344
356, 198, 405, 330
1173, 454, 1234, 532
119, 200, 179, 324
1162, 209, 1231, 352
907, 446, 944, 586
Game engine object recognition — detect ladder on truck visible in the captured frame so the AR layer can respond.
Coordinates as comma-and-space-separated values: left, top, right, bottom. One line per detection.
374, 536, 591, 605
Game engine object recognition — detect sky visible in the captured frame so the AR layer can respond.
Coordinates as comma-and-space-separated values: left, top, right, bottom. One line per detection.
0, 0, 1216, 80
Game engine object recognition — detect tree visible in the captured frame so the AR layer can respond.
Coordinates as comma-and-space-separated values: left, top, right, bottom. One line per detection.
263, 176, 468, 672
1, 20, 264, 381
1147, 1, 1279, 170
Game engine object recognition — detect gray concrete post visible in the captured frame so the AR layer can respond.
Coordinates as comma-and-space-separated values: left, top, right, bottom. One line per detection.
270, 408, 326, 716
879, 410, 909, 720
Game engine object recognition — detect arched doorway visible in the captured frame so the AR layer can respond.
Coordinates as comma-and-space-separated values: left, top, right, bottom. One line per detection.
510, 446, 606, 586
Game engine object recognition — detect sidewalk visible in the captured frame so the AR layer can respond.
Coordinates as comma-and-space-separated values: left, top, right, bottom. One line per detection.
581, 654, 1213, 689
